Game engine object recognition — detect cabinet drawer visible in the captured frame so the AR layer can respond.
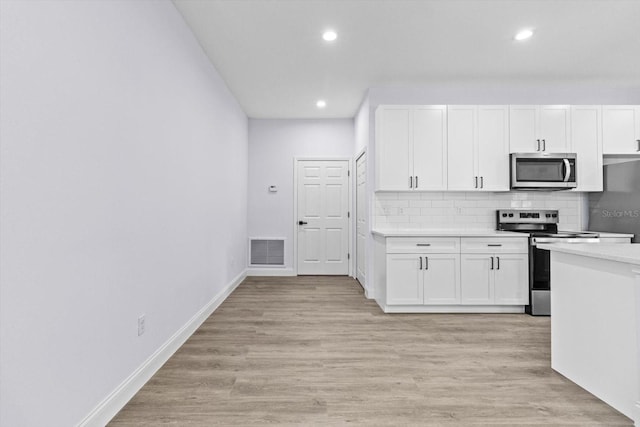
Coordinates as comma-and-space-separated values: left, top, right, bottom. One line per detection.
460, 237, 528, 254
387, 237, 460, 254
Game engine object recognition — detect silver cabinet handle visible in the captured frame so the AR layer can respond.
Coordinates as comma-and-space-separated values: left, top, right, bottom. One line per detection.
415, 176, 418, 188
636, 139, 640, 152
480, 176, 484, 188
425, 256, 428, 270
487, 244, 502, 247
490, 256, 494, 270
542, 139, 546, 151
409, 176, 413, 188
497, 256, 500, 270
474, 176, 478, 188
419, 257, 422, 270
536, 139, 540, 151
416, 243, 431, 247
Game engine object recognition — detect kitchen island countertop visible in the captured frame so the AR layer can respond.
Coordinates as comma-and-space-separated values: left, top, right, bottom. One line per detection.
537, 243, 640, 266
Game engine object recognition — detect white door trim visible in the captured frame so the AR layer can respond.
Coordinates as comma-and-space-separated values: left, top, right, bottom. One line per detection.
354, 149, 367, 287
293, 157, 353, 276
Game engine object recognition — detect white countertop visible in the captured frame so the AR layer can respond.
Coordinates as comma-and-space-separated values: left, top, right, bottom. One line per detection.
537, 243, 640, 266
372, 229, 634, 239
371, 229, 527, 238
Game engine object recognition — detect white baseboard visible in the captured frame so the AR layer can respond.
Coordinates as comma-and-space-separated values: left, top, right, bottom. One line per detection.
246, 267, 295, 276
381, 304, 525, 314
364, 287, 375, 299
77, 270, 247, 427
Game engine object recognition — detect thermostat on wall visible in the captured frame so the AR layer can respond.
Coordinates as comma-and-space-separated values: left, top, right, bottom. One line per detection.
268, 185, 278, 193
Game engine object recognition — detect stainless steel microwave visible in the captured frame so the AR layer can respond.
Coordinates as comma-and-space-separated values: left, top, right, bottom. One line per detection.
510, 153, 577, 190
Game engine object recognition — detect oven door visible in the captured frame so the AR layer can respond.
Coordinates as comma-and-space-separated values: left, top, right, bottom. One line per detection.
531, 245, 550, 291
528, 244, 551, 316
511, 153, 577, 189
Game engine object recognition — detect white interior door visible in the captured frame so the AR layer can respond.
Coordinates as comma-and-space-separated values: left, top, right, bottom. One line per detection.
356, 153, 366, 286
297, 160, 349, 275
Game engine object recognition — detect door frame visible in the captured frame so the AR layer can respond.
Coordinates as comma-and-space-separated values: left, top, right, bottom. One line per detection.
354, 148, 367, 287
293, 157, 353, 276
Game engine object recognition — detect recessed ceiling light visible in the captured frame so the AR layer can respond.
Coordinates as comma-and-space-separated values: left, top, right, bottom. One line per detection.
322, 30, 337, 42
316, 100, 327, 108
515, 29, 534, 41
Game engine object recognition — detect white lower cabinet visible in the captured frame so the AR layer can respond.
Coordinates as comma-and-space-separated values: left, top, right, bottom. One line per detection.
387, 253, 460, 305
375, 235, 529, 313
461, 253, 528, 305
460, 245, 528, 306
386, 254, 423, 305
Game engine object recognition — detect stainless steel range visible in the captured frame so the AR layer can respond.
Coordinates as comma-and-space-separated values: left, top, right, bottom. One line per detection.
496, 209, 599, 316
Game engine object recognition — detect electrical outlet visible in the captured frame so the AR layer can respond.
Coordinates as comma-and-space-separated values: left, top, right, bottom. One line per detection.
138, 314, 145, 336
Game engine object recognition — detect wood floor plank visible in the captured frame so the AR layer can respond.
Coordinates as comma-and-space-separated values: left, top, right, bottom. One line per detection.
109, 276, 632, 426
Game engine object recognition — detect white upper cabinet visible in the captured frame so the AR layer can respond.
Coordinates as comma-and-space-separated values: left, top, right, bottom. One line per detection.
570, 106, 603, 191
447, 106, 509, 191
413, 106, 448, 190
509, 105, 571, 153
602, 106, 640, 154
447, 106, 476, 191
375, 106, 411, 191
376, 105, 447, 191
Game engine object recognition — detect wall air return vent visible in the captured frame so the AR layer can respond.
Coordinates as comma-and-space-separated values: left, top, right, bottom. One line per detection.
249, 238, 284, 266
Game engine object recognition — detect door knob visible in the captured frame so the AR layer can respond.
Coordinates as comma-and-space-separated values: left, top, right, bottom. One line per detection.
298, 221, 308, 225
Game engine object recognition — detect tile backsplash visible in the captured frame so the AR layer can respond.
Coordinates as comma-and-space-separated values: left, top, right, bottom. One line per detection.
374, 191, 586, 231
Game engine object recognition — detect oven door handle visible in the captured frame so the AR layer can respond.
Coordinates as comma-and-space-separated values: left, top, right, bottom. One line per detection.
563, 158, 571, 182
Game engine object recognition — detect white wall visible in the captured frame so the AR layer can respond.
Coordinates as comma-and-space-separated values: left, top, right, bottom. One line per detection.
248, 119, 354, 273
0, 1, 247, 426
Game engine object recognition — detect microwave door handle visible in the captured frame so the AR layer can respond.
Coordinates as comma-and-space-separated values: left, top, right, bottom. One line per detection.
563, 158, 571, 182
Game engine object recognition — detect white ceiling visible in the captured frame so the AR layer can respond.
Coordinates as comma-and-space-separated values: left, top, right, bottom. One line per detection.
172, 0, 640, 119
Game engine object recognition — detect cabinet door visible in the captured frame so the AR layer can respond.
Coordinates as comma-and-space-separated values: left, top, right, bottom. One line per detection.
447, 106, 477, 191
413, 106, 447, 190
509, 105, 539, 152
386, 254, 423, 305
376, 107, 412, 190
602, 106, 640, 154
493, 254, 528, 305
571, 106, 603, 191
477, 106, 510, 191
460, 254, 492, 304
539, 105, 570, 152
423, 254, 460, 305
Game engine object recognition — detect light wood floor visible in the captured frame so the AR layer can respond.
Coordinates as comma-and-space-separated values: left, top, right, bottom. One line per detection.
110, 276, 632, 426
